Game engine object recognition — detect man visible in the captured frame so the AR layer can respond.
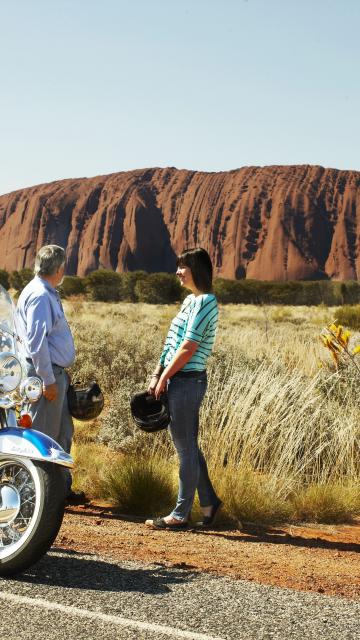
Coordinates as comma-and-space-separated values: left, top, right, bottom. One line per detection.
17, 244, 83, 504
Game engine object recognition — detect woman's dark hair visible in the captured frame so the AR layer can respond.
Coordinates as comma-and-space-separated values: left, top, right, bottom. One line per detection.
176, 248, 213, 293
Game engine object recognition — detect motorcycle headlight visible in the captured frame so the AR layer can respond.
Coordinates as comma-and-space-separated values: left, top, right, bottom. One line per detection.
0, 353, 22, 393
20, 376, 43, 403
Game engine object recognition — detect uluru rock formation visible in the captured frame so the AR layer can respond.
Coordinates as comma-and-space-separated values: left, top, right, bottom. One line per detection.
1, 165, 360, 280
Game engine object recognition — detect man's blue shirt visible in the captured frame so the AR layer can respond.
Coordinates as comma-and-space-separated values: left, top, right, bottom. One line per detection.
17, 276, 75, 385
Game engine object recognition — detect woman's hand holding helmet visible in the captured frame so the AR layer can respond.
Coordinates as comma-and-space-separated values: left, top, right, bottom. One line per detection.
148, 365, 164, 396
155, 375, 167, 400
148, 375, 159, 396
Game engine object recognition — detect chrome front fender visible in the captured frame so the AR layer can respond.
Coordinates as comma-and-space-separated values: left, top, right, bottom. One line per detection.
0, 427, 74, 468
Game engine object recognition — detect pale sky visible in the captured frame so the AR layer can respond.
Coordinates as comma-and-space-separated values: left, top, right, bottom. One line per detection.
0, 0, 359, 195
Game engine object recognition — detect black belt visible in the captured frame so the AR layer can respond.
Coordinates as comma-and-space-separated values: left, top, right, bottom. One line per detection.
26, 358, 63, 369
172, 369, 207, 379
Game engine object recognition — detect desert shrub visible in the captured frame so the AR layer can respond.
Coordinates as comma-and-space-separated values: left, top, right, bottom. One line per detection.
339, 281, 360, 304
9, 268, 33, 292
202, 355, 360, 484
213, 279, 353, 306
97, 380, 145, 453
120, 271, 148, 301
292, 483, 360, 523
71, 442, 119, 498
213, 279, 309, 305
134, 273, 182, 304
72, 416, 100, 444
101, 454, 177, 516
213, 279, 254, 304
85, 269, 122, 301
61, 272, 360, 306
69, 321, 162, 393
220, 469, 292, 525
271, 307, 293, 323
97, 384, 171, 455
255, 281, 341, 306
0, 269, 9, 290
263, 281, 305, 305
66, 300, 360, 523
270, 307, 305, 325
334, 305, 360, 330
60, 275, 86, 298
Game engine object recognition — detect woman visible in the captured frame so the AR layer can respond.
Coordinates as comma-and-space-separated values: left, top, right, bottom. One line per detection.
145, 247, 221, 530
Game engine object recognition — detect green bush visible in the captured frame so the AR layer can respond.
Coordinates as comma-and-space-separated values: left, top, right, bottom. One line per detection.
53, 267, 360, 306
60, 275, 86, 298
334, 305, 360, 330
120, 271, 147, 302
134, 273, 182, 304
300, 281, 343, 306
340, 281, 360, 304
213, 279, 254, 304
0, 269, 9, 290
9, 268, 33, 292
85, 269, 122, 301
213, 278, 360, 306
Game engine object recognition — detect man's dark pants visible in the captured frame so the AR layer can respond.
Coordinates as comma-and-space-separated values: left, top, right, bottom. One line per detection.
25, 361, 74, 489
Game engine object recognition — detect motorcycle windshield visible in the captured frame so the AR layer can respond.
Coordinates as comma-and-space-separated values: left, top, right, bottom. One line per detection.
0, 285, 20, 358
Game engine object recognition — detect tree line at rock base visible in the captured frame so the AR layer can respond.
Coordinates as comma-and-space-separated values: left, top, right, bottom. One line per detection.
1, 267, 360, 307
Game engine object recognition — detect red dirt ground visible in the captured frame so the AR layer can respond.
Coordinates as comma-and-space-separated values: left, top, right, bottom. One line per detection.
55, 504, 360, 601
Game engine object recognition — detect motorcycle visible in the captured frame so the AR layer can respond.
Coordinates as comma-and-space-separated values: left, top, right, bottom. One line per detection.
0, 284, 73, 576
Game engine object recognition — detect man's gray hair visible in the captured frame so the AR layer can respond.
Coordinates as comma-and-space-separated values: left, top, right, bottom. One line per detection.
34, 245, 66, 276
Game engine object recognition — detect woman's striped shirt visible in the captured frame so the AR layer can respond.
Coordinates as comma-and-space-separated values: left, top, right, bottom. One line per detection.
159, 293, 218, 372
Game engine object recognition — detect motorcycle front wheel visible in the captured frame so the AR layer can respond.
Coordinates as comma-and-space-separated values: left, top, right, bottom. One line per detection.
0, 458, 66, 576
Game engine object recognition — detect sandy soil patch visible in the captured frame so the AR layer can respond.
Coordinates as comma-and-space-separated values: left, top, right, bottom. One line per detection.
55, 504, 360, 601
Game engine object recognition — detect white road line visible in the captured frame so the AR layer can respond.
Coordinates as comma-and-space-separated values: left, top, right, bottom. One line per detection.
0, 591, 225, 640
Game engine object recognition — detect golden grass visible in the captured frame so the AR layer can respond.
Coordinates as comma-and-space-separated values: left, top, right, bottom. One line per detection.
292, 483, 360, 524
66, 301, 360, 524
71, 441, 119, 498
101, 454, 177, 516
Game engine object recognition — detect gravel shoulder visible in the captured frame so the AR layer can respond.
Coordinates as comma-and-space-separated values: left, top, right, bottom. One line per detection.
56, 505, 360, 601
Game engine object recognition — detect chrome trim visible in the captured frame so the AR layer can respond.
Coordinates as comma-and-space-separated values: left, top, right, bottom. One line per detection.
20, 377, 43, 403
0, 484, 20, 525
0, 427, 74, 469
0, 352, 22, 393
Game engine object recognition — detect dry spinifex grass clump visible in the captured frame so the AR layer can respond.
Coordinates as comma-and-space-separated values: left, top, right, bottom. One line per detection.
68, 302, 360, 524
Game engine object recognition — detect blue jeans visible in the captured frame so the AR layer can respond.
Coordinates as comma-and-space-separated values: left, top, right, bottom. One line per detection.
168, 371, 220, 522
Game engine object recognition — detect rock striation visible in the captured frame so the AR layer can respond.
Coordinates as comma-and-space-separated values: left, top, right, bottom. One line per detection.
1, 165, 360, 280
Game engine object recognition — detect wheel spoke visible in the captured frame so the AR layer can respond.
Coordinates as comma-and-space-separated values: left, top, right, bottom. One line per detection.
16, 477, 30, 493
0, 461, 38, 549
17, 495, 35, 508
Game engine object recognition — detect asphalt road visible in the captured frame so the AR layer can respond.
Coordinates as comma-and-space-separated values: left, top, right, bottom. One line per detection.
0, 550, 359, 640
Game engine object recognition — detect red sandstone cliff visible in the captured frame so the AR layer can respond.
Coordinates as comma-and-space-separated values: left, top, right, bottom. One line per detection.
1, 165, 360, 280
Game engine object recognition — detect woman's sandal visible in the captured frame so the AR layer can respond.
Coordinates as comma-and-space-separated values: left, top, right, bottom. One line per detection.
145, 517, 188, 530
196, 500, 223, 528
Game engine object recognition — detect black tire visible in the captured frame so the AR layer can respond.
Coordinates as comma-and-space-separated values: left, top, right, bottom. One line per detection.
0, 458, 66, 576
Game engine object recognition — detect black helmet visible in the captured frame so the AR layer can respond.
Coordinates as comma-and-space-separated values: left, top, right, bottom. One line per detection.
130, 391, 169, 433
67, 381, 104, 421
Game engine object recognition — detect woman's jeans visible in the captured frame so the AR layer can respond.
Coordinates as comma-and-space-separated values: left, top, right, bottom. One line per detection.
168, 371, 219, 521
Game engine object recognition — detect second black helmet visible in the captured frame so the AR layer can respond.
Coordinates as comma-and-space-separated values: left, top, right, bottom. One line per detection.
130, 391, 170, 433
67, 381, 104, 421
